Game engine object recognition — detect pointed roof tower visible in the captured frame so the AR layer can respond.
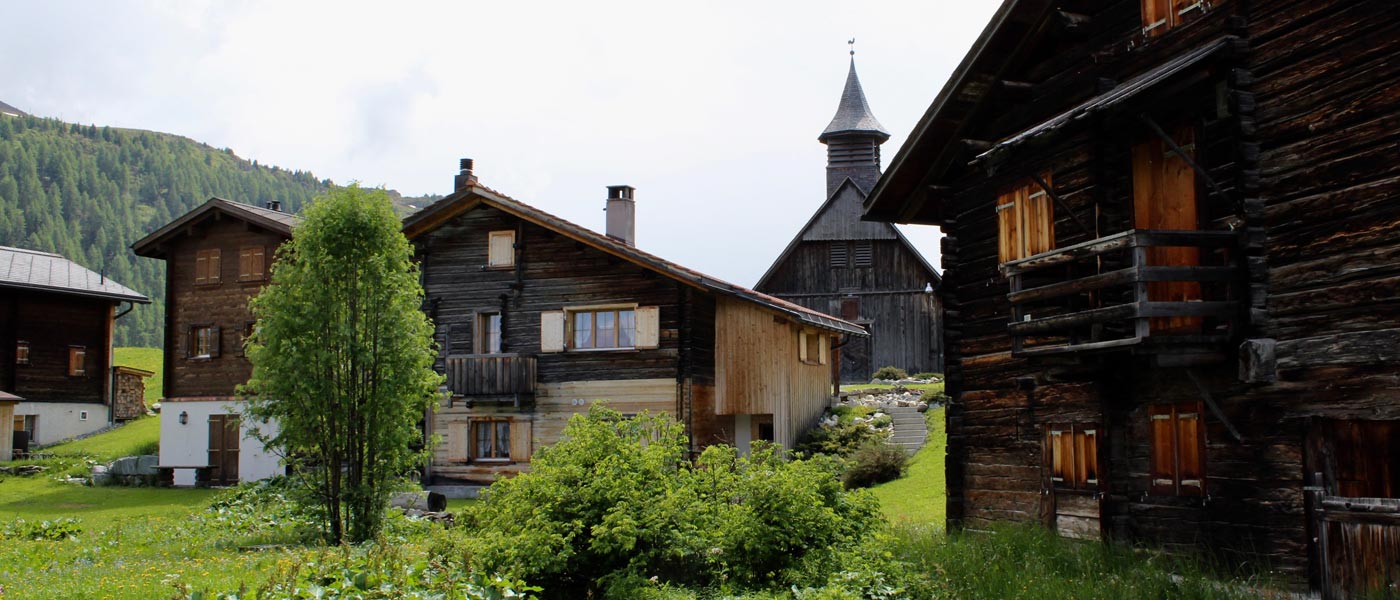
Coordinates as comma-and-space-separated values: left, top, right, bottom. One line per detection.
819, 46, 890, 197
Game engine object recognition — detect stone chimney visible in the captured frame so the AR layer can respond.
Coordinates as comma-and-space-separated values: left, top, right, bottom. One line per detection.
265, 200, 282, 212
605, 185, 636, 247
454, 158, 477, 190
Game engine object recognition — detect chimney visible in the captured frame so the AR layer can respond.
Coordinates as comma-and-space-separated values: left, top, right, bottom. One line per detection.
605, 185, 636, 247
454, 158, 477, 190
266, 200, 282, 212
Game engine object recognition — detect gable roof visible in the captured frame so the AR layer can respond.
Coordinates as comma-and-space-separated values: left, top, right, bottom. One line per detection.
0, 245, 149, 303
755, 177, 941, 290
403, 184, 867, 337
0, 100, 26, 117
132, 197, 299, 258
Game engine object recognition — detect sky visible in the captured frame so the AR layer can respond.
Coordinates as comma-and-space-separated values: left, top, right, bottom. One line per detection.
3, 1, 1001, 287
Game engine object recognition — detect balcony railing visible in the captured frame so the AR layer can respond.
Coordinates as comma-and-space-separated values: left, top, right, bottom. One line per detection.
445, 353, 537, 401
1002, 229, 1241, 358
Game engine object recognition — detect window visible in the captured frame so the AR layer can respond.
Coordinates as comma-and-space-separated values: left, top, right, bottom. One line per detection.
996, 174, 1055, 264
188, 325, 220, 359
238, 246, 266, 282
1141, 0, 1206, 38
79, 411, 89, 421
487, 230, 515, 268
840, 297, 860, 321
67, 346, 86, 377
477, 312, 502, 354
1046, 424, 1099, 490
15, 341, 28, 365
854, 241, 873, 267
830, 243, 849, 268
570, 308, 636, 350
1149, 403, 1205, 496
195, 248, 222, 285
472, 419, 511, 460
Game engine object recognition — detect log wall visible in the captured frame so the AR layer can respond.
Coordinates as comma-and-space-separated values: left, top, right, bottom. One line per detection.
0, 290, 113, 405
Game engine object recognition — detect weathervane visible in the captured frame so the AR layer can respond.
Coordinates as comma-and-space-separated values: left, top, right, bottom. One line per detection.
848, 38, 856, 56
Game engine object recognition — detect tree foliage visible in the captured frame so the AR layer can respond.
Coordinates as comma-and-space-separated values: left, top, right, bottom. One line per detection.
462, 405, 879, 598
242, 185, 442, 544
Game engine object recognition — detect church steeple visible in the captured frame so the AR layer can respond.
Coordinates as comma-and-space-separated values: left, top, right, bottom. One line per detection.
819, 50, 890, 197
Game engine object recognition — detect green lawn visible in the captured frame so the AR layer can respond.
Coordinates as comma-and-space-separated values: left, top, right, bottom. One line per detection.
41, 415, 161, 460
871, 406, 947, 526
113, 347, 164, 406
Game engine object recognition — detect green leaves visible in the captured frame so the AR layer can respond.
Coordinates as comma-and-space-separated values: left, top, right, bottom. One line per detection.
242, 185, 443, 544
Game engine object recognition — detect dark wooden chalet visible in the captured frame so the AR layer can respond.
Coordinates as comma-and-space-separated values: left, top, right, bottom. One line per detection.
132, 197, 296, 486
756, 58, 943, 382
864, 1, 1400, 595
0, 245, 149, 449
405, 161, 866, 484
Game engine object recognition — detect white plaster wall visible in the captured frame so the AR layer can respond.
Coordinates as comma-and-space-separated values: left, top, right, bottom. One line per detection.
159, 400, 281, 486
15, 402, 109, 445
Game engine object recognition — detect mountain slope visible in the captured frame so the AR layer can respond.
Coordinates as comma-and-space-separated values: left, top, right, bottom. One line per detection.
0, 114, 437, 346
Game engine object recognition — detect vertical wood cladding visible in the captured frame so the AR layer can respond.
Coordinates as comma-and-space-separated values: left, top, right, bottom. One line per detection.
0, 290, 112, 404
760, 239, 942, 376
163, 219, 288, 399
901, 0, 1400, 585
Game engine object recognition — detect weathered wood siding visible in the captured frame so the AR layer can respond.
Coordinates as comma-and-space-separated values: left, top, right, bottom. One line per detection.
163, 218, 287, 399
713, 296, 831, 449
0, 290, 112, 404
909, 0, 1400, 585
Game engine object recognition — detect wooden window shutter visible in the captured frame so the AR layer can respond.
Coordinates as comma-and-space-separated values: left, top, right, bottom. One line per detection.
238, 248, 251, 281
208, 326, 222, 358
509, 420, 532, 462
184, 325, 194, 358
208, 249, 221, 283
634, 306, 660, 349
798, 331, 809, 362
252, 246, 265, 279
1024, 174, 1054, 257
1149, 404, 1178, 495
448, 422, 467, 462
854, 242, 873, 267
817, 334, 829, 365
1047, 427, 1069, 485
540, 311, 566, 353
1176, 406, 1204, 496
830, 243, 848, 268
1141, 0, 1171, 37
488, 231, 515, 267
195, 252, 208, 285
1078, 426, 1099, 488
996, 189, 1020, 264
1173, 0, 1204, 21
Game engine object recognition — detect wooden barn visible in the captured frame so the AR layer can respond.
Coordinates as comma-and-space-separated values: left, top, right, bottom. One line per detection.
755, 58, 943, 383
405, 160, 865, 485
132, 198, 293, 486
863, 0, 1400, 595
0, 245, 149, 449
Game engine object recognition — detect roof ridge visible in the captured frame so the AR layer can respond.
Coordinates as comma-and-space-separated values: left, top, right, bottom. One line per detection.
0, 245, 62, 258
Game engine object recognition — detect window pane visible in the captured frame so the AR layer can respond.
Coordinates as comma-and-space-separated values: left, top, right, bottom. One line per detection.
596, 311, 616, 348
475, 422, 491, 458
495, 421, 511, 458
486, 314, 502, 354
574, 312, 593, 349
618, 310, 635, 347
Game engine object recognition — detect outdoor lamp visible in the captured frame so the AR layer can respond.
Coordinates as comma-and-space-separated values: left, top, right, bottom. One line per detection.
178, 411, 188, 425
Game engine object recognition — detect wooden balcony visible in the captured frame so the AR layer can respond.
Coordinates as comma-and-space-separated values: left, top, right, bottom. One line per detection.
1002, 229, 1242, 360
445, 354, 537, 403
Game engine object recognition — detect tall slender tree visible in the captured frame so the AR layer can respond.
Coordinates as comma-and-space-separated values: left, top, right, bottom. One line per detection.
242, 185, 442, 544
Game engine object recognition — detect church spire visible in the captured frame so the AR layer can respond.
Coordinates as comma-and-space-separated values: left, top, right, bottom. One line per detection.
819, 48, 890, 197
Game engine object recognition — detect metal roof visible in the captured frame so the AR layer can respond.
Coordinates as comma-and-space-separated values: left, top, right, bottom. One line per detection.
819, 59, 890, 142
0, 100, 26, 117
132, 197, 299, 258
403, 184, 869, 337
0, 245, 150, 303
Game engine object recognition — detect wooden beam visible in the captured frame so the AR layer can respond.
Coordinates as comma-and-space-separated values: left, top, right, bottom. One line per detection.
1187, 369, 1244, 443
1030, 172, 1092, 236
1055, 10, 1092, 31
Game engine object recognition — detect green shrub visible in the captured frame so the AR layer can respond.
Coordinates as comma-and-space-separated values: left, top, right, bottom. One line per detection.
911, 372, 942, 381
842, 442, 909, 489
795, 418, 885, 457
1, 517, 83, 541
460, 405, 878, 598
871, 366, 908, 380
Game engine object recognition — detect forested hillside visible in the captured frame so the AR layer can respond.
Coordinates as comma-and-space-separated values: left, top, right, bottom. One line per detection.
0, 114, 438, 347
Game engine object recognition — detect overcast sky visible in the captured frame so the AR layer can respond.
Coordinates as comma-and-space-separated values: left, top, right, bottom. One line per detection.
4, 1, 1000, 286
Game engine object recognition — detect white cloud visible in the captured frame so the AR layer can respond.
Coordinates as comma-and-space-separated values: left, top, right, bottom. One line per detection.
2, 0, 1002, 284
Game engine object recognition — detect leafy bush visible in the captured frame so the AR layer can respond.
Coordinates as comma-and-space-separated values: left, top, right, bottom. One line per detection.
201, 477, 321, 546
871, 366, 908, 381
0, 517, 82, 541
911, 372, 942, 381
794, 418, 885, 457
460, 406, 878, 598
842, 442, 909, 489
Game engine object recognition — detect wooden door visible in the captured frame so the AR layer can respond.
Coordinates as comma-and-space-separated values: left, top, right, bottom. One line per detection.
208, 414, 241, 486
1132, 126, 1201, 332
1306, 420, 1400, 598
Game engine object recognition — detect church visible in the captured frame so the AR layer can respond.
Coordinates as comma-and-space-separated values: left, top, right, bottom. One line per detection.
755, 55, 943, 382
